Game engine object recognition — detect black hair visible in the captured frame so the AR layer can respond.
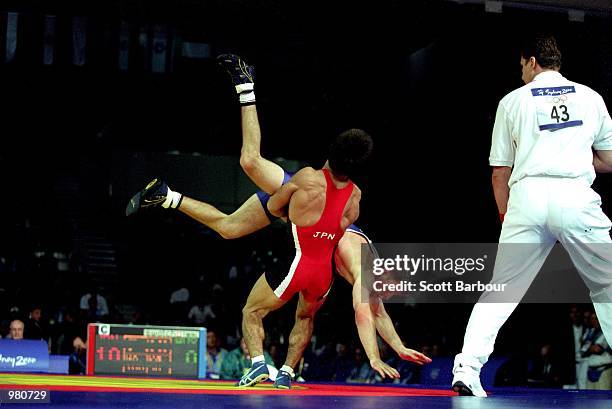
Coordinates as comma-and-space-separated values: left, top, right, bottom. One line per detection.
519, 33, 561, 70
328, 128, 373, 179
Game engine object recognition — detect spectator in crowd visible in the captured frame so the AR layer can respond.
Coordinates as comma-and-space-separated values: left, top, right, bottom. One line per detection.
206, 329, 228, 379
268, 343, 282, 369
219, 337, 274, 380
330, 342, 353, 382
128, 309, 147, 325
8, 306, 21, 322
397, 358, 421, 385
294, 347, 316, 382
430, 344, 441, 359
8, 319, 24, 340
202, 284, 226, 327
200, 284, 235, 340
56, 310, 86, 353
582, 313, 612, 390
347, 347, 372, 383
527, 343, 562, 388
566, 305, 588, 388
55, 308, 88, 374
188, 294, 208, 325
80, 287, 109, 320
24, 305, 49, 342
69, 336, 88, 375
168, 283, 190, 325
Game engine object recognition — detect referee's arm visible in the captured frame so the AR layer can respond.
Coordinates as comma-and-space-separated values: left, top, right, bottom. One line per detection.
593, 95, 612, 172
489, 101, 514, 219
594, 151, 612, 173
492, 166, 512, 216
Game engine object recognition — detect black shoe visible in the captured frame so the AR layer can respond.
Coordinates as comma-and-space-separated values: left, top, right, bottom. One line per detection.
125, 178, 170, 216
452, 381, 475, 396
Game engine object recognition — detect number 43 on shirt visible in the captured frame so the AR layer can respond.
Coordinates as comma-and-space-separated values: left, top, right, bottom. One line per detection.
532, 86, 584, 132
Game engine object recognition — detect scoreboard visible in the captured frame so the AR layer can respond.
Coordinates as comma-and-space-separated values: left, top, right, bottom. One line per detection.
86, 323, 207, 379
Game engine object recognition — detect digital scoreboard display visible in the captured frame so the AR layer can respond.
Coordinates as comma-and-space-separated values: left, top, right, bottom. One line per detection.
86, 323, 207, 379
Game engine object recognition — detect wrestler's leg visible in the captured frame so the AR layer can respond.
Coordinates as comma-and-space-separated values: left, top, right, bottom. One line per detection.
240, 105, 287, 194
179, 194, 271, 239
241, 273, 287, 357
283, 292, 325, 369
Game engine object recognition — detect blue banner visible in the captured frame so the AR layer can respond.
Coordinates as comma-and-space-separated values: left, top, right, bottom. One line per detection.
0, 340, 49, 373
531, 86, 576, 97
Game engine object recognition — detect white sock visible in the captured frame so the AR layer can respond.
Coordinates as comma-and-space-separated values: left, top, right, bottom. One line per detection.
251, 355, 265, 365
239, 91, 256, 105
161, 187, 183, 209
280, 365, 294, 378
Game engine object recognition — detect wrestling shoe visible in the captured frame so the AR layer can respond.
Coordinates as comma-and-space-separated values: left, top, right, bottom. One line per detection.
125, 178, 182, 216
452, 362, 487, 397
217, 54, 256, 105
237, 361, 269, 387
274, 369, 292, 389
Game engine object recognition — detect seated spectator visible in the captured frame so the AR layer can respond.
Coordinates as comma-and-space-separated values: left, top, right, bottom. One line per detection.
582, 313, 612, 390
574, 309, 593, 389
294, 346, 317, 382
396, 358, 421, 385
24, 305, 49, 342
527, 343, 562, 388
347, 347, 372, 383
330, 342, 353, 382
57, 309, 87, 354
206, 329, 228, 379
56, 309, 88, 374
430, 343, 441, 358
7, 319, 24, 340
219, 337, 273, 380
69, 336, 88, 375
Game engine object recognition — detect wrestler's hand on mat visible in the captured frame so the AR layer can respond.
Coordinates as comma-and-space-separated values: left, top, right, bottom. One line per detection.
396, 346, 432, 365
216, 54, 256, 105
369, 358, 400, 379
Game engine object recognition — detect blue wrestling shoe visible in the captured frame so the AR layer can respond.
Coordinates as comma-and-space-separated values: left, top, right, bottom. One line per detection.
274, 369, 292, 389
237, 361, 269, 387
125, 178, 182, 216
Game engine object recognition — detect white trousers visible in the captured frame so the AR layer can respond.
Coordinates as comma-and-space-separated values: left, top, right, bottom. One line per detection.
456, 177, 612, 370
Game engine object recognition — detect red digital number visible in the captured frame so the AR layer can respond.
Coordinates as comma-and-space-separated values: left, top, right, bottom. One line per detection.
108, 347, 120, 361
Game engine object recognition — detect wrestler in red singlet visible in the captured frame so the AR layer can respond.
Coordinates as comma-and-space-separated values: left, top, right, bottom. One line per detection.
266, 169, 354, 302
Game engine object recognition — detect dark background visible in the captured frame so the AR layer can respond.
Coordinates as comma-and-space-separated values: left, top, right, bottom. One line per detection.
1, 0, 612, 385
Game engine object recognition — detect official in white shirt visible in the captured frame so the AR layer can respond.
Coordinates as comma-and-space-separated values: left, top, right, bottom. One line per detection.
452, 34, 612, 397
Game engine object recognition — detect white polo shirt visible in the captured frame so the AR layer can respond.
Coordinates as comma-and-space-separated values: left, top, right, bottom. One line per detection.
489, 71, 612, 187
